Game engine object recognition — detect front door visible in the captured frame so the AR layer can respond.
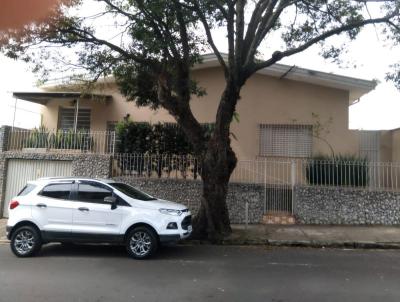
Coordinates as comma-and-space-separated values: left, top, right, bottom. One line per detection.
71, 181, 123, 237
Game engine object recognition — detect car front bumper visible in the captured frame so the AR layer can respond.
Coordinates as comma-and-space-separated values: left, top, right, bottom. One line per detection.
158, 231, 192, 245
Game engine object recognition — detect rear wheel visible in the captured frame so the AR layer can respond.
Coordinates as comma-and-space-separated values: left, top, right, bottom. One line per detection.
126, 226, 158, 259
10, 226, 42, 257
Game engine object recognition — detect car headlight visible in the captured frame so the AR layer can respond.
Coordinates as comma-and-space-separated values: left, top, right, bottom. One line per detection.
159, 208, 182, 216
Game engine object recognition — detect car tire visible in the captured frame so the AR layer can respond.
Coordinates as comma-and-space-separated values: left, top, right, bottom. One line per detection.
10, 225, 42, 258
126, 226, 158, 259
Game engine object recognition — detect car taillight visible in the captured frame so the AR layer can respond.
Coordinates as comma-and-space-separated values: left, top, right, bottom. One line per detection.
9, 200, 19, 210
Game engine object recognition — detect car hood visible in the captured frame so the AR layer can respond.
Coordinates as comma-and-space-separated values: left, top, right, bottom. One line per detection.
131, 198, 188, 211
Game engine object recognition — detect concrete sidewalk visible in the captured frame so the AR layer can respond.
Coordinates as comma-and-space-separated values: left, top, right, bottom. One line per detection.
2, 219, 400, 249
225, 224, 400, 249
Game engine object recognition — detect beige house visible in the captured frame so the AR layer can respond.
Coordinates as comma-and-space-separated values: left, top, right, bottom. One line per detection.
11, 54, 398, 161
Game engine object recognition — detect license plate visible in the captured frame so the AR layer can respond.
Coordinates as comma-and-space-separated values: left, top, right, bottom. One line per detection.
188, 225, 193, 232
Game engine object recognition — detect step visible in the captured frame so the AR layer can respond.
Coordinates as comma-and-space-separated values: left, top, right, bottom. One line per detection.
262, 212, 296, 225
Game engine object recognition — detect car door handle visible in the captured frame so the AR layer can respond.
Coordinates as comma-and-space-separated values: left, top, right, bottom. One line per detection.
78, 207, 89, 212
36, 203, 47, 208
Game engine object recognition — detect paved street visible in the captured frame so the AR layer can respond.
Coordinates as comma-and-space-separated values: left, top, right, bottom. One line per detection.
0, 244, 399, 302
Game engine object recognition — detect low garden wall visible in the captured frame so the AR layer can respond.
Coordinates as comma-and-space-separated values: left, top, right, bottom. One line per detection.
113, 177, 265, 224
294, 185, 400, 225
116, 179, 400, 225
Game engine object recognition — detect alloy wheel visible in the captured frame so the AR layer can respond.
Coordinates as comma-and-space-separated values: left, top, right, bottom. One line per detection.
129, 231, 152, 257
14, 230, 35, 255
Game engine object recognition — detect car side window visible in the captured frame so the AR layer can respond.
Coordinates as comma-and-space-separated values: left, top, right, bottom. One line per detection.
18, 184, 36, 196
77, 182, 113, 204
39, 183, 72, 200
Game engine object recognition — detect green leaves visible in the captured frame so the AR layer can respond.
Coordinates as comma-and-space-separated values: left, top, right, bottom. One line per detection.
115, 119, 212, 155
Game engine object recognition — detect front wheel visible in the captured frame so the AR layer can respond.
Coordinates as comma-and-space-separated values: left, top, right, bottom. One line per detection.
10, 226, 42, 257
126, 226, 158, 259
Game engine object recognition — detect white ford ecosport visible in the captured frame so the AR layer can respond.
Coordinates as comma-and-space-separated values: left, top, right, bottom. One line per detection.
6, 178, 192, 259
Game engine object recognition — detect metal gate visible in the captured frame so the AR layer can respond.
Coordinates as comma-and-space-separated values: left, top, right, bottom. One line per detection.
2, 159, 73, 217
263, 160, 295, 214
231, 159, 296, 215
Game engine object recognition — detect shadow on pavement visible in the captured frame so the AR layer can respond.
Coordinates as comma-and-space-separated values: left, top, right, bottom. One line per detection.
38, 243, 202, 260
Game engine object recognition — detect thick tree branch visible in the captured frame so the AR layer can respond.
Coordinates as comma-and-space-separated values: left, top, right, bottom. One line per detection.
226, 3, 236, 70
243, 0, 280, 66
245, 0, 295, 67
252, 12, 399, 72
157, 74, 205, 154
234, 0, 245, 68
173, 0, 190, 62
189, 0, 228, 76
56, 25, 154, 66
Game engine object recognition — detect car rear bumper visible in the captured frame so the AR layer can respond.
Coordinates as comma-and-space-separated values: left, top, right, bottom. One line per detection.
6, 226, 12, 240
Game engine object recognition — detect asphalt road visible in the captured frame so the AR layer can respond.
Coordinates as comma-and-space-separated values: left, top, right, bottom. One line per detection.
0, 243, 399, 302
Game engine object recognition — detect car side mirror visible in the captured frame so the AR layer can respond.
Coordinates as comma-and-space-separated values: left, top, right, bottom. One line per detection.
104, 196, 117, 210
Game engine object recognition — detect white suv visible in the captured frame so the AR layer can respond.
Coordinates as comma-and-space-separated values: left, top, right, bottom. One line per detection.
6, 178, 192, 259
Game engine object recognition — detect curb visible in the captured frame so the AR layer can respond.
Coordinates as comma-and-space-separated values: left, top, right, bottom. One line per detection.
220, 239, 400, 249
1, 237, 399, 249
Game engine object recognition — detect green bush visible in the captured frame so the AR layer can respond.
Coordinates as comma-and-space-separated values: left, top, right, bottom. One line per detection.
115, 119, 213, 155
24, 125, 50, 148
115, 119, 212, 178
306, 155, 369, 187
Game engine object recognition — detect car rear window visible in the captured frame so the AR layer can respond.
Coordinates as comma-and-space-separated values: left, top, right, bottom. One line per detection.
39, 183, 72, 200
17, 184, 36, 196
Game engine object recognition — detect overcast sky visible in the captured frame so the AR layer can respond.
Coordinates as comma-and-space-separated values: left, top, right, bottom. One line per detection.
0, 3, 399, 130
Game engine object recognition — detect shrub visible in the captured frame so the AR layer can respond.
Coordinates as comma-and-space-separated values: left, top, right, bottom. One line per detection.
114, 119, 212, 178
115, 119, 213, 155
306, 155, 369, 187
24, 125, 49, 148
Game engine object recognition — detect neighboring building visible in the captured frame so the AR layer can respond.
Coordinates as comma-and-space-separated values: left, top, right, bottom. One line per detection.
10, 54, 397, 161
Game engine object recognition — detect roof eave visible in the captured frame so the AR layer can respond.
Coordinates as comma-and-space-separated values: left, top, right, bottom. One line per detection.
194, 54, 376, 103
12, 91, 113, 105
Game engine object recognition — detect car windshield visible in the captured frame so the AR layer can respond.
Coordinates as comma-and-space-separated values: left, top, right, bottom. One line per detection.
109, 183, 157, 201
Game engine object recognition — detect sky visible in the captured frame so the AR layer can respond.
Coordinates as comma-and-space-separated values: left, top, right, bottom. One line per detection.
0, 2, 399, 130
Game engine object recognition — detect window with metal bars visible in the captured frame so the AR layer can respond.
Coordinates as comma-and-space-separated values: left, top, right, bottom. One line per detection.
58, 107, 91, 130
259, 124, 313, 158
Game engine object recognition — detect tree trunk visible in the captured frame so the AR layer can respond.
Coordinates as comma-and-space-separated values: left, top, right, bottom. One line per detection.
192, 142, 237, 242
192, 83, 240, 242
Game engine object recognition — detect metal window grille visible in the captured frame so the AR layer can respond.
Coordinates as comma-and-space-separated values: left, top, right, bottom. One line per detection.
259, 124, 312, 158
58, 108, 91, 130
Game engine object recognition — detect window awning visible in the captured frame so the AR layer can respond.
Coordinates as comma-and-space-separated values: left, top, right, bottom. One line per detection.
12, 91, 112, 105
